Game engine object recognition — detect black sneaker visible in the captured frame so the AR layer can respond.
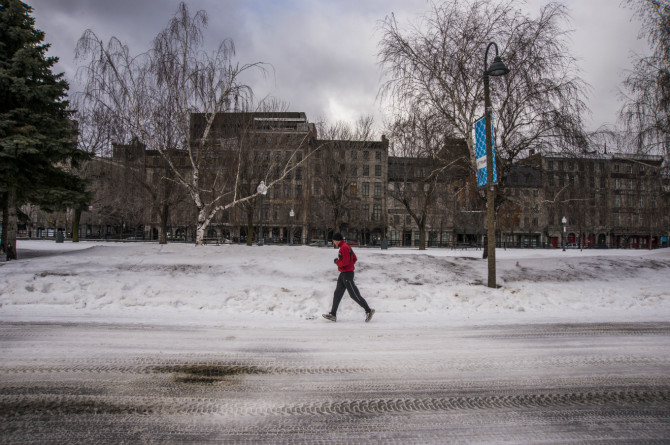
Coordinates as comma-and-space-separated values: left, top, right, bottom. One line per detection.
365, 309, 375, 323
322, 313, 336, 322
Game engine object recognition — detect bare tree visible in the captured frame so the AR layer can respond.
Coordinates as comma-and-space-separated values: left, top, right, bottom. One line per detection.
313, 117, 378, 239
386, 109, 458, 250
620, 0, 669, 156
377, 0, 589, 179
75, 2, 283, 244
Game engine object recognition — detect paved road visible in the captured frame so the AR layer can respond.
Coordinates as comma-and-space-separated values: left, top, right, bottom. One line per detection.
1, 321, 669, 443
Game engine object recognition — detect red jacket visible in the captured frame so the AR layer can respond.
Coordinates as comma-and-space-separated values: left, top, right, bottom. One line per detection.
335, 241, 357, 273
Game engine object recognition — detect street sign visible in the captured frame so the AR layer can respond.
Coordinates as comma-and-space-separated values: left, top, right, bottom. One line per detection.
474, 116, 497, 187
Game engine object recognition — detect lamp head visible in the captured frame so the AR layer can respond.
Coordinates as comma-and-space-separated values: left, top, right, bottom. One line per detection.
487, 55, 510, 76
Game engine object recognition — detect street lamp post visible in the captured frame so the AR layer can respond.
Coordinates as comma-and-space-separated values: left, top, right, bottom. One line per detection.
257, 181, 268, 246
483, 41, 510, 288
289, 208, 295, 246
562, 216, 567, 251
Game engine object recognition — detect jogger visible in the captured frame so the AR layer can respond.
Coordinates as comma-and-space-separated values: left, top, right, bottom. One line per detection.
322, 233, 374, 323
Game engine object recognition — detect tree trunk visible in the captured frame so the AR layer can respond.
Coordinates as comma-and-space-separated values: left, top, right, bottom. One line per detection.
3, 190, 18, 260
159, 202, 168, 245
1, 192, 7, 258
419, 226, 426, 250
246, 210, 253, 246
72, 207, 82, 242
194, 207, 208, 246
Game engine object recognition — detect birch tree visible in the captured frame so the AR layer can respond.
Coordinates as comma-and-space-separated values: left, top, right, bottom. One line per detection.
76, 2, 273, 244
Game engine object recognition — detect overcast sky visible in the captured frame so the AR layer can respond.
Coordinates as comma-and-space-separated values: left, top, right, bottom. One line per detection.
29, 0, 649, 136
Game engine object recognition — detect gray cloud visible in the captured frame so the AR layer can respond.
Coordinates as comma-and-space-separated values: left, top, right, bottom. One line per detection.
29, 0, 648, 135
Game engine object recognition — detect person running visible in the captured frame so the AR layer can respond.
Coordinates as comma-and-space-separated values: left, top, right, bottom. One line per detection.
322, 233, 375, 323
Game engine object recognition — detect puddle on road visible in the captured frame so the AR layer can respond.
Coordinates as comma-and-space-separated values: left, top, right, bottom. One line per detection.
155, 364, 268, 385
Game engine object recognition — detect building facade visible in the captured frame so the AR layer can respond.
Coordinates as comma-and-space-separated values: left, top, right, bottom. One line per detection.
16, 112, 670, 249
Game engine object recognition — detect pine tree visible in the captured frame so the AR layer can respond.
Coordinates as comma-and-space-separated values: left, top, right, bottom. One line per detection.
0, 0, 90, 259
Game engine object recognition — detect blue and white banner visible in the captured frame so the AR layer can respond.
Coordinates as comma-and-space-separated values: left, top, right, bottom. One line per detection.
474, 116, 497, 187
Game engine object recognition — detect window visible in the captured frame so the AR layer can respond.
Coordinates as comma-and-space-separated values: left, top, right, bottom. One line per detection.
375, 165, 382, 176
350, 184, 357, 196
362, 182, 370, 197
375, 151, 381, 161
295, 167, 302, 180
284, 185, 291, 198
363, 151, 370, 160
374, 182, 381, 197
363, 165, 370, 176
362, 204, 370, 221
373, 204, 381, 222
295, 184, 301, 197
548, 161, 553, 171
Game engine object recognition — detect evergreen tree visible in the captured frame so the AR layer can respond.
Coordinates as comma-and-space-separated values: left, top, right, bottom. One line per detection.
0, 0, 90, 259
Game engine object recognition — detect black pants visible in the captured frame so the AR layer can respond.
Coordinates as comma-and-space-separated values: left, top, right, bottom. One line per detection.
330, 271, 371, 315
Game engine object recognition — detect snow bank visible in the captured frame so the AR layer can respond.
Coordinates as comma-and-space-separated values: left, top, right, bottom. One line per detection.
1, 240, 668, 327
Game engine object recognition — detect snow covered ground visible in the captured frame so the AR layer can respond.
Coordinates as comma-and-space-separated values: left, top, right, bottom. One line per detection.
1, 239, 668, 326
2, 240, 669, 442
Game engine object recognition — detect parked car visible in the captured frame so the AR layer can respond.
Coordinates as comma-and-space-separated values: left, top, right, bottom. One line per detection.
566, 243, 580, 249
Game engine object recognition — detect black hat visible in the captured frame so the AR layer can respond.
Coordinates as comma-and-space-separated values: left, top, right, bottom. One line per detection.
332, 232, 343, 241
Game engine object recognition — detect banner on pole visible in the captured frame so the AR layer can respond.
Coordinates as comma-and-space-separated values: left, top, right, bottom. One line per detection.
474, 116, 497, 187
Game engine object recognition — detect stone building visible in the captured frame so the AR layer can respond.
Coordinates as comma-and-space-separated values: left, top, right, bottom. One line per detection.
16, 112, 670, 249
